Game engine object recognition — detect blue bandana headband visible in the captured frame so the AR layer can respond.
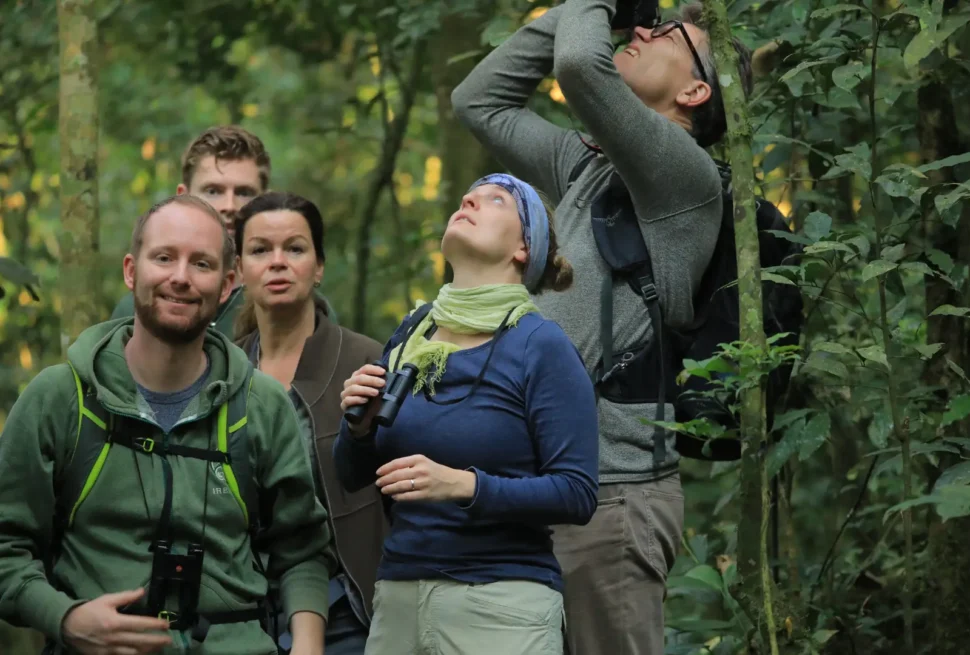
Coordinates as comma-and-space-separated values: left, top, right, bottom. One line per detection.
467, 173, 550, 292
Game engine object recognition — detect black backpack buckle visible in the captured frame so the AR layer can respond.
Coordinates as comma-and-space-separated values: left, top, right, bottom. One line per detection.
638, 278, 658, 302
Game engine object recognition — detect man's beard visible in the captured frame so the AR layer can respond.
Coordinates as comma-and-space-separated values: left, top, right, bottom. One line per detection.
133, 283, 218, 345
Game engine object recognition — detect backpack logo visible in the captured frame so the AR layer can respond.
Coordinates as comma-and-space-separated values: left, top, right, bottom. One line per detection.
210, 461, 227, 483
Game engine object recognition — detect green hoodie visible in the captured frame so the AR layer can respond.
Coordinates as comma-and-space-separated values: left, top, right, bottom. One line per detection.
0, 319, 337, 654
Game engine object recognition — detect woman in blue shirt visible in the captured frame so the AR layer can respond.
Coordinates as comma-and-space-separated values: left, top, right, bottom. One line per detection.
333, 173, 598, 655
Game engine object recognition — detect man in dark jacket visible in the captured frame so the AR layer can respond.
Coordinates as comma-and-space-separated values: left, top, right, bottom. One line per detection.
453, 1, 752, 654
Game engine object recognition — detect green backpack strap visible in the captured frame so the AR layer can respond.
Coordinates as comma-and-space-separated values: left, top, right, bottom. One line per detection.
220, 366, 258, 536
49, 365, 112, 575
58, 365, 113, 526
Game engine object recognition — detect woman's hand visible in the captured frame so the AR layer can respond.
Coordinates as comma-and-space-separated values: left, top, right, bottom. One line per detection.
340, 363, 386, 435
376, 455, 477, 502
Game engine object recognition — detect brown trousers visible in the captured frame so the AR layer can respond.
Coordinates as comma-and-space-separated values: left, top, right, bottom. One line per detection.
553, 475, 685, 655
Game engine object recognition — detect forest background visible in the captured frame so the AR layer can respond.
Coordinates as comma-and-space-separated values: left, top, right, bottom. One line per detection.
1, 0, 969, 653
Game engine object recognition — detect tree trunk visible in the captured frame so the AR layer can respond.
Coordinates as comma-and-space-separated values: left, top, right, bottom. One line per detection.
58, 0, 101, 353
916, 77, 970, 655
702, 1, 778, 653
431, 10, 500, 282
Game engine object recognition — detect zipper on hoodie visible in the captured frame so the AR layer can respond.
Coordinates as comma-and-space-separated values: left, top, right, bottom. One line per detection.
289, 385, 371, 624
209, 286, 242, 329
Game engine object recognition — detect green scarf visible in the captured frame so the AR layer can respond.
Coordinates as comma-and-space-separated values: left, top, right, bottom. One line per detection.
388, 283, 539, 395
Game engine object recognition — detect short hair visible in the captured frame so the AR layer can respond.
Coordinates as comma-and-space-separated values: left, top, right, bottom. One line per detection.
130, 195, 235, 271
233, 191, 326, 263
181, 126, 271, 191
678, 3, 753, 148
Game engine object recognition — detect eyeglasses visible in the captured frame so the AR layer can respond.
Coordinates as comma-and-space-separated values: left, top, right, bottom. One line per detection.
651, 20, 709, 85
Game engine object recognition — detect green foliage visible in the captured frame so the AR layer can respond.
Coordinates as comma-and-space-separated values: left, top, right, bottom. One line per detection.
0, 0, 969, 652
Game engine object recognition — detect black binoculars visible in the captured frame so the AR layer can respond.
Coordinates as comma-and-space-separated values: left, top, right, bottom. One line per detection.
144, 540, 205, 632
613, 0, 661, 31
344, 361, 419, 429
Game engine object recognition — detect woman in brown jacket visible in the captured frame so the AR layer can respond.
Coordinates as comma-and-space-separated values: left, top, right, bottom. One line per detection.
234, 191, 386, 655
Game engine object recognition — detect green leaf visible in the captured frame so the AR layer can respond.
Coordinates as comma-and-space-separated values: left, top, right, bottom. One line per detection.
761, 142, 791, 176
861, 259, 898, 282
887, 297, 908, 325
914, 342, 944, 360
942, 395, 970, 427
684, 564, 723, 590
810, 3, 863, 18
804, 240, 856, 256
937, 485, 970, 521
0, 257, 40, 287
900, 261, 935, 278
773, 408, 813, 432
918, 152, 970, 174
928, 249, 955, 275
947, 357, 969, 383
832, 61, 867, 91
934, 460, 970, 491
905, 14, 970, 70
823, 143, 872, 181
877, 176, 917, 199
481, 15, 516, 47
904, 29, 940, 70
846, 235, 871, 258
813, 341, 853, 356
812, 629, 839, 646
930, 304, 970, 317
868, 409, 891, 448
858, 345, 889, 369
762, 272, 796, 286
884, 494, 941, 522
764, 229, 813, 246
803, 211, 832, 242
880, 243, 906, 263
780, 57, 836, 82
805, 353, 850, 378
934, 183, 970, 227
798, 413, 831, 461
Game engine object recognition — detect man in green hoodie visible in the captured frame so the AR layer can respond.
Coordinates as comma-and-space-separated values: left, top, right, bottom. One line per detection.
0, 194, 336, 654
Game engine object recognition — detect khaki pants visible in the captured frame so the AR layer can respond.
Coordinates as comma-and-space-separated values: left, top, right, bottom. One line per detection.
365, 579, 564, 655
553, 475, 685, 655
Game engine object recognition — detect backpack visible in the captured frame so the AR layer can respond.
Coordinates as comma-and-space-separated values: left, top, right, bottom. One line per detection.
571, 154, 804, 462
45, 363, 280, 646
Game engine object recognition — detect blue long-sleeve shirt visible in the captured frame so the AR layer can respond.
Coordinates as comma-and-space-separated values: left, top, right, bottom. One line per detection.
333, 312, 598, 592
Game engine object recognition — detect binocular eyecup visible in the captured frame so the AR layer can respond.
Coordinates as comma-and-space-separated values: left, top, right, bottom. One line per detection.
612, 0, 660, 31
344, 361, 418, 429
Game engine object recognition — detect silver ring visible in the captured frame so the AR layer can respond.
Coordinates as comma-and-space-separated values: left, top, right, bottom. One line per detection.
410, 479, 416, 491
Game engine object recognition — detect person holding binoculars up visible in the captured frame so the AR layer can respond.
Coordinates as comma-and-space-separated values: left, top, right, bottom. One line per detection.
334, 173, 599, 655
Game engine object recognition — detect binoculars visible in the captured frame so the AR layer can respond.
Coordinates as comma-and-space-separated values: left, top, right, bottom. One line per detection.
344, 361, 419, 429
613, 0, 661, 31
145, 540, 204, 632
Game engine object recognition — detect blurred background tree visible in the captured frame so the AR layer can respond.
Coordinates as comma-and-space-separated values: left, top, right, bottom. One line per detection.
1, 0, 969, 653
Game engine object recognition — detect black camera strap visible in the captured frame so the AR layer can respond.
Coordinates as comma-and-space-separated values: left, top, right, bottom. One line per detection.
109, 416, 225, 548
424, 309, 514, 407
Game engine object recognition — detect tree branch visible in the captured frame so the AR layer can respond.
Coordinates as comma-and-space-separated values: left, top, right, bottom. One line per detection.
352, 40, 427, 333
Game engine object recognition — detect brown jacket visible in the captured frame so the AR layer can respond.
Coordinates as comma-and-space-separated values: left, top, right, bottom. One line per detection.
238, 298, 386, 619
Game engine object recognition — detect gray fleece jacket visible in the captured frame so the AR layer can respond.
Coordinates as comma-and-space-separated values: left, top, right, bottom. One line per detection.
452, 0, 722, 482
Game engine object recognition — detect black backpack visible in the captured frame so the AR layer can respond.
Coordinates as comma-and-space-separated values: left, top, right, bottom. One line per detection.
571, 155, 804, 462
